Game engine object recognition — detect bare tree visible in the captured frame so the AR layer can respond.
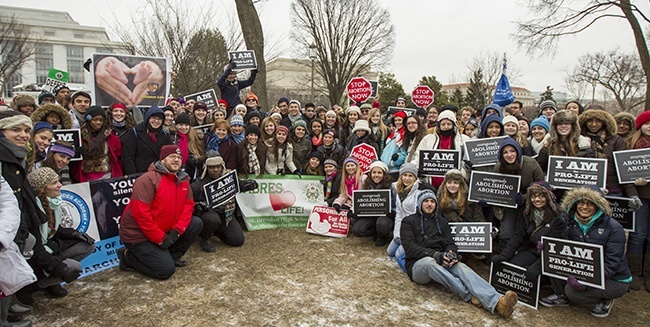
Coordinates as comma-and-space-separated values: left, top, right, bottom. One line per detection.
0, 15, 36, 97
571, 50, 646, 112
563, 74, 590, 104
514, 0, 650, 108
235, 0, 269, 110
290, 0, 395, 106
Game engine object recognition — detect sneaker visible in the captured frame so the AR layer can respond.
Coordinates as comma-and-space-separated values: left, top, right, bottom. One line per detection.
591, 299, 615, 318
540, 294, 570, 307
200, 238, 216, 252
117, 248, 134, 272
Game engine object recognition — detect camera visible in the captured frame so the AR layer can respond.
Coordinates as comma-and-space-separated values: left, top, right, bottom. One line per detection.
445, 251, 458, 261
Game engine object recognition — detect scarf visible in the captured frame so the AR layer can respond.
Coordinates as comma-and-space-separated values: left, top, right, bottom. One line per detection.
177, 132, 189, 164
634, 135, 650, 149
112, 119, 126, 128
288, 113, 302, 124
324, 171, 337, 200
48, 196, 62, 238
0, 137, 29, 163
312, 135, 323, 147
345, 176, 357, 196
586, 130, 608, 159
231, 131, 245, 144
207, 133, 227, 153
72, 109, 85, 126
247, 143, 260, 175
532, 208, 544, 228
147, 130, 158, 143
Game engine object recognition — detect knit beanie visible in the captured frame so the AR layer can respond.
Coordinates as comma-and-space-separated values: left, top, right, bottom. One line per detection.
175, 113, 191, 125
437, 110, 456, 124
52, 84, 70, 97
194, 102, 208, 112
162, 105, 175, 115
230, 114, 245, 127
85, 106, 105, 121
49, 143, 75, 158
292, 119, 308, 130
0, 109, 32, 130
270, 112, 282, 120
464, 118, 479, 129
399, 162, 418, 177
369, 160, 388, 173
245, 124, 261, 138
636, 110, 650, 130
530, 116, 550, 132
502, 115, 518, 127
245, 93, 259, 103
289, 99, 302, 109
276, 125, 289, 135
351, 120, 371, 133
28, 167, 59, 192
538, 100, 558, 116
323, 159, 339, 169
393, 111, 407, 120
217, 99, 228, 108
346, 106, 361, 116
33, 121, 54, 134
38, 91, 56, 104
278, 97, 289, 105
416, 189, 437, 215
343, 157, 358, 166
325, 110, 337, 118
323, 128, 337, 138
308, 151, 324, 163
159, 145, 181, 160
245, 111, 261, 124
213, 108, 227, 118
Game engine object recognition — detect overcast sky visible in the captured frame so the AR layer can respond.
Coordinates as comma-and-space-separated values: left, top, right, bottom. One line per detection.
5, 0, 646, 95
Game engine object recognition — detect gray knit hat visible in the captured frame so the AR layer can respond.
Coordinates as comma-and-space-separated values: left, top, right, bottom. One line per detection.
28, 167, 59, 192
323, 159, 339, 169
0, 109, 33, 130
399, 162, 418, 177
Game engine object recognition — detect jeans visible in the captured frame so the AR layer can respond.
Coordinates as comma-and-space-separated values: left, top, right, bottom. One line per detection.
628, 198, 650, 254
387, 239, 404, 258
411, 257, 501, 312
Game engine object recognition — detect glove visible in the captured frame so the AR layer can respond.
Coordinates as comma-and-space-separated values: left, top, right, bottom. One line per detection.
629, 195, 643, 210
391, 153, 399, 161
634, 177, 648, 186
567, 276, 585, 291
477, 200, 489, 208
491, 226, 500, 239
514, 193, 523, 206
491, 254, 507, 263
48, 260, 81, 283
463, 159, 473, 169
228, 59, 237, 69
71, 231, 95, 244
159, 229, 181, 250
346, 210, 358, 219
432, 251, 445, 265
293, 170, 302, 178
333, 204, 341, 213
240, 180, 259, 192
524, 261, 542, 281
537, 240, 544, 252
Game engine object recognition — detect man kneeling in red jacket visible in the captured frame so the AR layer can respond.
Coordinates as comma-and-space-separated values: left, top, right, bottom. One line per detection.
118, 145, 203, 279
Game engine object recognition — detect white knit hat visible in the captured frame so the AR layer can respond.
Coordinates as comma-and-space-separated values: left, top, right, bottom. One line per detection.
437, 110, 456, 124
502, 115, 518, 127
351, 119, 371, 133
346, 106, 361, 116
0, 109, 32, 131
368, 160, 388, 173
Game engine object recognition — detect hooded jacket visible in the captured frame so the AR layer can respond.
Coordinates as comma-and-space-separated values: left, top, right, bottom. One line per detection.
493, 137, 545, 195
536, 110, 593, 174
561, 187, 631, 281
120, 162, 194, 245
121, 107, 172, 174
613, 111, 635, 138
579, 109, 637, 197
479, 114, 504, 138
30, 103, 73, 129
401, 190, 457, 280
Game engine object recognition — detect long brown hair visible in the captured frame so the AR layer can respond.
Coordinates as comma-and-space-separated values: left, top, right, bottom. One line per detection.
437, 178, 468, 215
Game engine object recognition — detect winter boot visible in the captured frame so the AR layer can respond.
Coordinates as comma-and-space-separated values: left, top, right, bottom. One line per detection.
495, 291, 518, 319
627, 253, 643, 291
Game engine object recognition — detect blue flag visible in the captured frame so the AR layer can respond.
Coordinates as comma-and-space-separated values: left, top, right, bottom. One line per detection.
493, 72, 515, 107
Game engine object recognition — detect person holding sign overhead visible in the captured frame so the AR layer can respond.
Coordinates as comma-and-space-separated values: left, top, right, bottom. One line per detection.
216, 60, 257, 116
400, 190, 519, 319
540, 186, 630, 318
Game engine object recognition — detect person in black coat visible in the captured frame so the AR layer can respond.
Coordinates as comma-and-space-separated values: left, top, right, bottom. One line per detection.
121, 106, 172, 175
323, 159, 341, 207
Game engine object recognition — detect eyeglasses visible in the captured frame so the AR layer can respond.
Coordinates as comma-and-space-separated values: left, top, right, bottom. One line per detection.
577, 200, 595, 207
246, 99, 256, 102
167, 155, 183, 161
406, 121, 418, 125
150, 116, 163, 122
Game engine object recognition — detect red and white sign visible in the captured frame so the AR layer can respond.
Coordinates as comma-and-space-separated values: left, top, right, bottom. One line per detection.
350, 143, 378, 173
411, 85, 434, 108
306, 205, 349, 238
346, 77, 372, 103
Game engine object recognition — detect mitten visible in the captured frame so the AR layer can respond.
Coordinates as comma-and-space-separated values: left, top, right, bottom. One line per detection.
491, 254, 507, 263
634, 177, 648, 186
567, 276, 585, 291
477, 200, 489, 208
629, 195, 643, 210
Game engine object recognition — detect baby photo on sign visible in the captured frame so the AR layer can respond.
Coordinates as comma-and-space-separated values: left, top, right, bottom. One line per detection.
91, 53, 169, 107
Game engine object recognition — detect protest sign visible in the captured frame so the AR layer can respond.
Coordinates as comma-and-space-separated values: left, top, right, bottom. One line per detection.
449, 222, 492, 253
236, 175, 325, 230
306, 205, 349, 238
418, 149, 461, 177
490, 261, 540, 310
369, 80, 378, 98
352, 189, 391, 216
42, 68, 69, 92
193, 124, 212, 137
613, 148, 650, 184
91, 53, 169, 107
606, 196, 635, 232
387, 106, 416, 116
228, 50, 257, 70
53, 129, 82, 161
468, 171, 521, 208
184, 89, 218, 110
541, 236, 605, 290
350, 143, 378, 173
347, 77, 372, 103
546, 156, 606, 190
203, 170, 239, 208
463, 136, 507, 167
411, 85, 434, 108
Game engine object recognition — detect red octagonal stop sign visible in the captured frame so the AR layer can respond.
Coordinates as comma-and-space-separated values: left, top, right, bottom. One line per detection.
411, 85, 435, 108
347, 77, 372, 103
350, 143, 378, 173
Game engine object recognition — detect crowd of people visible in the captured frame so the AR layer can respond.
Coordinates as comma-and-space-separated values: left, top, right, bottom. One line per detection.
1, 69, 650, 324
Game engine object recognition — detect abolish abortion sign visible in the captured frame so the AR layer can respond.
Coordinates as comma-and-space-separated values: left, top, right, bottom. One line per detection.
468, 171, 521, 208
541, 236, 605, 289
352, 189, 391, 216
606, 196, 635, 232
490, 261, 541, 310
546, 156, 606, 190
464, 136, 507, 167
613, 148, 650, 184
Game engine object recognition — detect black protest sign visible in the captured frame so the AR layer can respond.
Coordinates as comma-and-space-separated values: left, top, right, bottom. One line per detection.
228, 50, 257, 70
193, 124, 212, 137
369, 81, 378, 98
606, 196, 635, 232
387, 106, 416, 116
613, 148, 650, 184
489, 261, 540, 310
184, 89, 218, 110
449, 222, 492, 253
203, 170, 239, 208
352, 189, 391, 216
53, 129, 82, 161
541, 236, 605, 290
546, 156, 607, 190
90, 174, 141, 240
463, 136, 507, 167
468, 171, 521, 208
418, 150, 461, 177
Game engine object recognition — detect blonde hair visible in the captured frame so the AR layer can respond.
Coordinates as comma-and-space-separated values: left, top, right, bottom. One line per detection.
396, 173, 415, 195
339, 159, 363, 196
437, 178, 468, 215
260, 117, 276, 142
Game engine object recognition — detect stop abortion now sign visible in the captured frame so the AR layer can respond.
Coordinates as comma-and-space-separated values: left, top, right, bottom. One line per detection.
411, 85, 434, 108
347, 77, 372, 103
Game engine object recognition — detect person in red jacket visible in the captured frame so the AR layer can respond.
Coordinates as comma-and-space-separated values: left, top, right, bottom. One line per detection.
117, 145, 203, 279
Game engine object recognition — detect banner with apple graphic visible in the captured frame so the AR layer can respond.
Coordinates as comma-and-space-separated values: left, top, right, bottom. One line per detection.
236, 175, 325, 231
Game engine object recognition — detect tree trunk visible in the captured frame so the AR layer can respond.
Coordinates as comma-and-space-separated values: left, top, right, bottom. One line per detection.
235, 0, 269, 111
620, 0, 650, 110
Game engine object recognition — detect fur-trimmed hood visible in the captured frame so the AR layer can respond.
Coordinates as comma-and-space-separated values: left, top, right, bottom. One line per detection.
579, 109, 617, 136
561, 186, 612, 216
549, 110, 581, 143
614, 111, 635, 131
31, 103, 73, 129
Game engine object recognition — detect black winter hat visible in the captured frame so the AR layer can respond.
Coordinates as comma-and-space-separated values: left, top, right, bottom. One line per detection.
308, 151, 324, 163
85, 106, 106, 121
175, 113, 191, 125
246, 124, 261, 138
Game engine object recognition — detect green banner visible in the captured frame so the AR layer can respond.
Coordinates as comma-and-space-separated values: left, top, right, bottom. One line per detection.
47, 68, 69, 82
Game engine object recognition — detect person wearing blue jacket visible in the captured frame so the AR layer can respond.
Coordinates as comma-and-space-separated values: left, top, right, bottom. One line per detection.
540, 186, 631, 318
